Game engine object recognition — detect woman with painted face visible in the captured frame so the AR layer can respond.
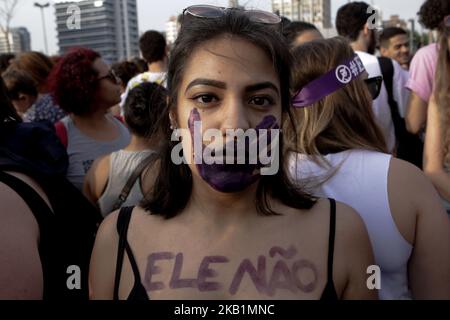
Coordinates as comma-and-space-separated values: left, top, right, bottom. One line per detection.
89, 6, 376, 300
49, 48, 131, 191
287, 37, 450, 299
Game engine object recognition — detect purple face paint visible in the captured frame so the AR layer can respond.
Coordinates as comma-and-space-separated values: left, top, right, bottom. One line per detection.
187, 108, 279, 193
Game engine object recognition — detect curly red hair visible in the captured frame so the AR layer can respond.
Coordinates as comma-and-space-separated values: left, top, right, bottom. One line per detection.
48, 48, 100, 115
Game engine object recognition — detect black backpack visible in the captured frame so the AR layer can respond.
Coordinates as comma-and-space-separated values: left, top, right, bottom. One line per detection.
0, 121, 102, 300
378, 57, 424, 168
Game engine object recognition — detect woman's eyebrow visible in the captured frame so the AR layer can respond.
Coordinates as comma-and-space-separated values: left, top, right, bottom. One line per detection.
245, 82, 280, 96
185, 78, 226, 93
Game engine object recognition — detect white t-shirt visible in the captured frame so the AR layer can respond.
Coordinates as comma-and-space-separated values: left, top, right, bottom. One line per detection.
356, 51, 409, 152
119, 71, 167, 114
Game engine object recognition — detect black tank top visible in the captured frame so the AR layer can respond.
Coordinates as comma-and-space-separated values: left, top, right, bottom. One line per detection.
0, 170, 101, 300
113, 199, 338, 300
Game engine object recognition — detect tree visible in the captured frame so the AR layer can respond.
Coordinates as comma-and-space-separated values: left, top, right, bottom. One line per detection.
0, 0, 19, 53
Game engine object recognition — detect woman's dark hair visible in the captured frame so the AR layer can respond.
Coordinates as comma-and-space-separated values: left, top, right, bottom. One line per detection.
0, 53, 15, 74
2, 68, 38, 100
10, 51, 53, 91
124, 82, 168, 139
131, 57, 149, 73
283, 21, 320, 45
141, 9, 316, 219
418, 0, 450, 31
111, 61, 140, 88
0, 76, 21, 125
47, 48, 101, 116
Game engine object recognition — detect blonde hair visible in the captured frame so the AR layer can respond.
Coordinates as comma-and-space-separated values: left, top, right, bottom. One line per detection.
285, 37, 387, 163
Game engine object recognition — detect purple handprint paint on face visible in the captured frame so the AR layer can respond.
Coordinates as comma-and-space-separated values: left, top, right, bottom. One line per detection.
187, 108, 279, 193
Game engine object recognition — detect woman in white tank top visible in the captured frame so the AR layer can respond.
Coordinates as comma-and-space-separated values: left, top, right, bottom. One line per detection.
83, 82, 167, 217
286, 37, 450, 299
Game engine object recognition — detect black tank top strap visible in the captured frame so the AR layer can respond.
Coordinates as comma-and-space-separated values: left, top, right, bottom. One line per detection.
327, 198, 336, 282
113, 206, 134, 300
320, 198, 338, 300
0, 170, 54, 297
0, 171, 53, 225
113, 206, 148, 300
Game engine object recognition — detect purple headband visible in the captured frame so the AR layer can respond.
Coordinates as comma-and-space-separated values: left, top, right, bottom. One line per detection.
292, 54, 366, 108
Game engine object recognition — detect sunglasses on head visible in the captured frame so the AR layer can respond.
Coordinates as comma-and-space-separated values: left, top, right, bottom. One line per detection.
364, 76, 383, 100
98, 69, 120, 85
182, 4, 282, 28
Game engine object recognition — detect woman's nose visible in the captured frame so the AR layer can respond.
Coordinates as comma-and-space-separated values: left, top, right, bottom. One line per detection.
220, 97, 251, 134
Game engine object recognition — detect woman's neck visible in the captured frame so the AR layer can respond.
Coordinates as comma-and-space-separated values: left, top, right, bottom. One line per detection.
70, 110, 119, 141
185, 177, 260, 229
148, 60, 166, 73
124, 135, 159, 151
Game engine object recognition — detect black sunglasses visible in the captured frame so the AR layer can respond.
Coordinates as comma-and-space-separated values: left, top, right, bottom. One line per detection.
364, 76, 383, 100
98, 69, 120, 85
182, 5, 282, 28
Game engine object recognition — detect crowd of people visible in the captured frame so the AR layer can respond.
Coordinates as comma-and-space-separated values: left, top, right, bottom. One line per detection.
0, 0, 449, 300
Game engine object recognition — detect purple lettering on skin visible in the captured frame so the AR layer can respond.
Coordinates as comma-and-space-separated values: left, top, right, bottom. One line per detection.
169, 253, 197, 289
292, 259, 319, 293
267, 260, 297, 296
197, 256, 229, 291
143, 252, 174, 291
187, 108, 280, 193
229, 255, 267, 295
269, 245, 298, 259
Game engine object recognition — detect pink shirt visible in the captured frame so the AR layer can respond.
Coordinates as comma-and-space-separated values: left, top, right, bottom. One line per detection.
406, 43, 439, 103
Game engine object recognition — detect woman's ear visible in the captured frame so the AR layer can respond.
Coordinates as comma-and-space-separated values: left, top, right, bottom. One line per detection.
169, 109, 178, 129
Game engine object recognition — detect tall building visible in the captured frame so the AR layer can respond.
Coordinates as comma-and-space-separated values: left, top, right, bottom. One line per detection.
165, 16, 179, 45
383, 15, 408, 30
0, 27, 31, 54
272, 0, 331, 29
55, 0, 139, 64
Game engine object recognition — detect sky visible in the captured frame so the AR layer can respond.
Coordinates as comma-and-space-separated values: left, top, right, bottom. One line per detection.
10, 0, 426, 55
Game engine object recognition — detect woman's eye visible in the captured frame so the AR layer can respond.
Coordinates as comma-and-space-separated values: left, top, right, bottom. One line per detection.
193, 94, 218, 104
249, 96, 274, 107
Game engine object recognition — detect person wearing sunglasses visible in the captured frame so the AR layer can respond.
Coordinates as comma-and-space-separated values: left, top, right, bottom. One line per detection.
90, 6, 377, 300
49, 48, 131, 191
287, 37, 450, 299
423, 14, 450, 214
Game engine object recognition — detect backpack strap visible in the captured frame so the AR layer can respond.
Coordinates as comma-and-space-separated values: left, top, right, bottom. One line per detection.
54, 121, 68, 148
378, 57, 403, 136
111, 152, 157, 211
